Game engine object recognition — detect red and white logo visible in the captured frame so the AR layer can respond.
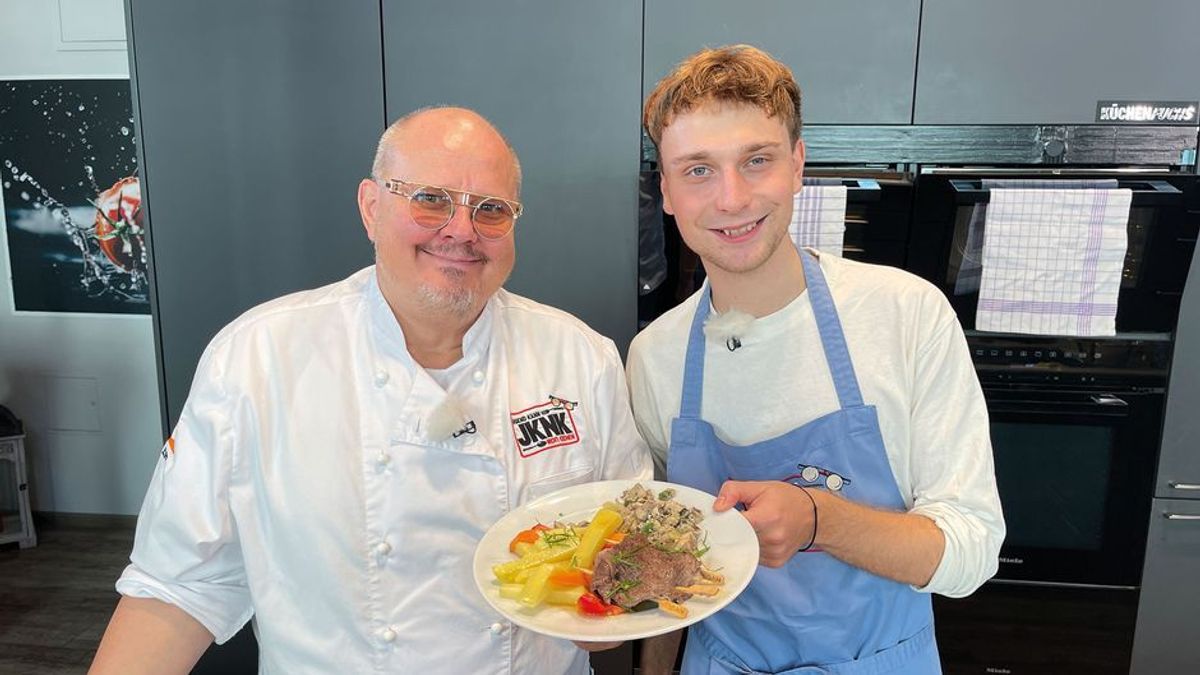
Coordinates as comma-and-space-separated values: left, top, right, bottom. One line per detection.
510, 395, 579, 457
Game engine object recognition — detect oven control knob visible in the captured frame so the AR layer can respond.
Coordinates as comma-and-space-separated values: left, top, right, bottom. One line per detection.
1043, 138, 1067, 160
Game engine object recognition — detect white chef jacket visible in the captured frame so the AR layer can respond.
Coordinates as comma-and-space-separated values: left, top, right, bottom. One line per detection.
117, 267, 652, 675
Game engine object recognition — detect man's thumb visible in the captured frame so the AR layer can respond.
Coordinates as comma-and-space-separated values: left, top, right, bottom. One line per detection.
713, 479, 763, 512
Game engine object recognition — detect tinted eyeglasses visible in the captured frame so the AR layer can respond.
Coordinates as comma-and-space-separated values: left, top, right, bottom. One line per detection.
382, 178, 522, 240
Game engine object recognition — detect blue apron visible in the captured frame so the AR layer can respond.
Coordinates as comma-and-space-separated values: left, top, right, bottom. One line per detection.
667, 251, 941, 674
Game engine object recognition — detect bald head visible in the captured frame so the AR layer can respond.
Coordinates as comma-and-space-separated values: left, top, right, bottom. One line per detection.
371, 106, 522, 197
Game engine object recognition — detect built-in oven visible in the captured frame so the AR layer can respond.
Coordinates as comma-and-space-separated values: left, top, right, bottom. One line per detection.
933, 334, 1170, 675
969, 334, 1171, 588
803, 167, 913, 269
908, 168, 1200, 334
898, 160, 1198, 673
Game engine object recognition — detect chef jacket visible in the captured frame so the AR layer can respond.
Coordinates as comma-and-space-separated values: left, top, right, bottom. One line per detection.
116, 267, 653, 674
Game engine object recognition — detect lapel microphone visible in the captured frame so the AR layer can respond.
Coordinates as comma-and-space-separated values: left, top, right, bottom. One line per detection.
726, 336, 742, 352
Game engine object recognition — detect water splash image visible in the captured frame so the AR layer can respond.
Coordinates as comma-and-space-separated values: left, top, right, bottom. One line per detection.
5, 159, 146, 301
1, 79, 147, 313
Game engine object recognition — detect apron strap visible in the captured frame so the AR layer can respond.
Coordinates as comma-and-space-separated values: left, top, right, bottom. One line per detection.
678, 251, 864, 418
678, 284, 712, 419
800, 251, 864, 409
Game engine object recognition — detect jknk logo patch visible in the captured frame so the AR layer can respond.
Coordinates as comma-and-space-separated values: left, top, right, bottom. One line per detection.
511, 395, 580, 457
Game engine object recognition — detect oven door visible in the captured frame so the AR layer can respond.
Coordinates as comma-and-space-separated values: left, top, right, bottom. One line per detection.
984, 385, 1162, 587
908, 169, 1198, 333
806, 167, 912, 268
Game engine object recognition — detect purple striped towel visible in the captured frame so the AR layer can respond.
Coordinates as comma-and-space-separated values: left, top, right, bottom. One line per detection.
789, 185, 847, 256
953, 179, 1118, 295
977, 188, 1131, 336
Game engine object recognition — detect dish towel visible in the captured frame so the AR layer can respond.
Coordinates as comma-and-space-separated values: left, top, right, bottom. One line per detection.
977, 187, 1131, 336
953, 179, 1118, 295
789, 183, 847, 256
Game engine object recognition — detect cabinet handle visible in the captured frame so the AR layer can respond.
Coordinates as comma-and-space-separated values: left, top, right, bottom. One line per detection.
1164, 513, 1200, 521
1168, 482, 1200, 491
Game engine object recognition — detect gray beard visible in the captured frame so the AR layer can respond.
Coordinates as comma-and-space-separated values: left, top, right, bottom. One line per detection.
415, 268, 477, 317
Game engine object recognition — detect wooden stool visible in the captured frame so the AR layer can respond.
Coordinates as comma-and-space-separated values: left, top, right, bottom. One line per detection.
0, 433, 37, 549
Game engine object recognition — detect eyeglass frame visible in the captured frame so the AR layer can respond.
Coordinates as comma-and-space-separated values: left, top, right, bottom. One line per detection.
380, 177, 523, 240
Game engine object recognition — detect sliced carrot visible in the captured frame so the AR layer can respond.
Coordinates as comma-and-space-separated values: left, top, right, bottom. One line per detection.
548, 568, 591, 588
508, 523, 553, 553
508, 529, 540, 553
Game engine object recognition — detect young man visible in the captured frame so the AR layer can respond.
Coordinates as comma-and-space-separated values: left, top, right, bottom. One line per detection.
91, 107, 652, 674
627, 46, 1004, 674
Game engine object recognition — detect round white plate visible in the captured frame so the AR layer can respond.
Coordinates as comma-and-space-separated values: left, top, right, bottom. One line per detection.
472, 479, 759, 642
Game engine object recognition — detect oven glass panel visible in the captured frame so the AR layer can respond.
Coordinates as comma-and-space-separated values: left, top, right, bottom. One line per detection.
992, 422, 1114, 551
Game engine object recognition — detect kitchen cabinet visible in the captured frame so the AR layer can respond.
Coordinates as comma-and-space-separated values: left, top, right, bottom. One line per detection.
1131, 499, 1200, 673
1131, 232, 1200, 672
382, 0, 643, 351
915, 0, 1200, 124
127, 0, 382, 426
643, 0, 921, 125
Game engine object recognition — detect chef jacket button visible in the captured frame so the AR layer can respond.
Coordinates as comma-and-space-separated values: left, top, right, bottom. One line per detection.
375, 541, 392, 556
472, 369, 484, 385
490, 622, 504, 634
376, 452, 391, 468
380, 627, 397, 643
374, 371, 389, 387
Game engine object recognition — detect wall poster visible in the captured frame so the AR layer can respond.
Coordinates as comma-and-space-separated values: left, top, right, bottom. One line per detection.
1, 78, 147, 314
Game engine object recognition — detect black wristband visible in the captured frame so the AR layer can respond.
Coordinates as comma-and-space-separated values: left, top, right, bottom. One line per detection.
797, 486, 818, 552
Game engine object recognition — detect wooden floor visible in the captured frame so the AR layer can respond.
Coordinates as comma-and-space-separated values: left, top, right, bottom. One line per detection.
0, 520, 133, 675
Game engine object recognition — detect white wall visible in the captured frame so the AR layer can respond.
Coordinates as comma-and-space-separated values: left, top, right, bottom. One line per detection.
0, 0, 161, 515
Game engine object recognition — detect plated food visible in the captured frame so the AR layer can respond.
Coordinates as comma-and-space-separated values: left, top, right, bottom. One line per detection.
490, 484, 725, 619
472, 479, 758, 641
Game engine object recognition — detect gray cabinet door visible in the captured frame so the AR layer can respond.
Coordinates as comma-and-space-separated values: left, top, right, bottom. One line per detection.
916, 0, 1200, 124
382, 0, 642, 350
1131, 499, 1200, 674
1159, 247, 1200, 498
128, 0, 383, 426
644, 0, 921, 124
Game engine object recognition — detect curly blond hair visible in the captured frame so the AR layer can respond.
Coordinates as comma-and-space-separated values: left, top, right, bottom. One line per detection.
644, 44, 802, 149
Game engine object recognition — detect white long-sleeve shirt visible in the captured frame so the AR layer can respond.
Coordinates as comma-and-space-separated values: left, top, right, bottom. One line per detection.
626, 253, 1004, 598
117, 267, 652, 674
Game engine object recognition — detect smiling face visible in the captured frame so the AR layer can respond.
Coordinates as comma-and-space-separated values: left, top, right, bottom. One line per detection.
358, 109, 519, 319
657, 102, 804, 278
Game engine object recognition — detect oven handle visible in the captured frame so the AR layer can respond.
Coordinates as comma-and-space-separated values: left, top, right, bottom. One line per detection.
1164, 513, 1200, 521
950, 179, 1181, 206
804, 178, 882, 203
985, 392, 1134, 416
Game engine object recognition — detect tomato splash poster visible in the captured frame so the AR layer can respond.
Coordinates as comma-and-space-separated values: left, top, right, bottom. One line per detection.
0, 79, 148, 314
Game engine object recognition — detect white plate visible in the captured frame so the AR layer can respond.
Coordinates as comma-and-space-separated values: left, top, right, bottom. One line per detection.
472, 479, 759, 642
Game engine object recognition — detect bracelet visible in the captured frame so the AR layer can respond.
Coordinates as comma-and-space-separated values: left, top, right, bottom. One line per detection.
797, 486, 818, 552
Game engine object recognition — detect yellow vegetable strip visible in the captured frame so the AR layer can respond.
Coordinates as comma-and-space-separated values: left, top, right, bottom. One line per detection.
572, 508, 623, 570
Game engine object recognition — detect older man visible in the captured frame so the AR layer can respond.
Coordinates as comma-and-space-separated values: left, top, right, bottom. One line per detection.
91, 106, 651, 674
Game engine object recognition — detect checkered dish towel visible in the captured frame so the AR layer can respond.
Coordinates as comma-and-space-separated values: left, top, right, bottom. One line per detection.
977, 188, 1131, 336
790, 184, 847, 256
953, 179, 1118, 296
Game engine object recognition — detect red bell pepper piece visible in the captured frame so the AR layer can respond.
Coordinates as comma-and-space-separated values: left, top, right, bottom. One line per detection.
577, 591, 625, 616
